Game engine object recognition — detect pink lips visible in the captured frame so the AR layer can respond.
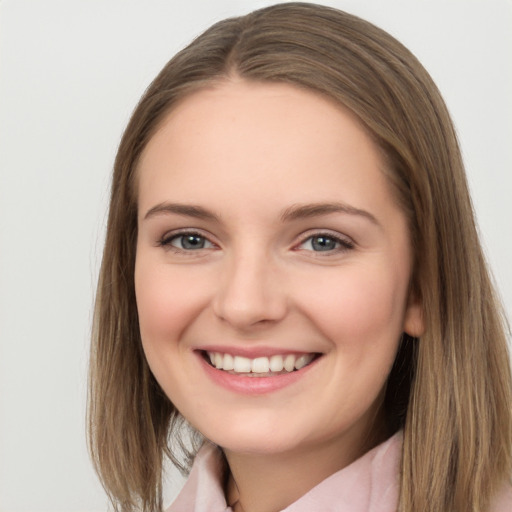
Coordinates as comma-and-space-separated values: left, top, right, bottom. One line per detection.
196, 350, 320, 395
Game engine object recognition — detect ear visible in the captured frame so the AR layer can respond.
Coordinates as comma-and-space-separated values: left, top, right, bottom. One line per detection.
403, 292, 425, 338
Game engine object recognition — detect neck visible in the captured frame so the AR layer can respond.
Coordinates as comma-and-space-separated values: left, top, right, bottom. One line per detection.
224, 420, 389, 512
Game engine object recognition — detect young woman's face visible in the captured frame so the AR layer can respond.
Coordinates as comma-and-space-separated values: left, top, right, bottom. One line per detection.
135, 81, 423, 457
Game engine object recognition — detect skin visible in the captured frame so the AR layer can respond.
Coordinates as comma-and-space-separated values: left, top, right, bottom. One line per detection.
135, 80, 424, 512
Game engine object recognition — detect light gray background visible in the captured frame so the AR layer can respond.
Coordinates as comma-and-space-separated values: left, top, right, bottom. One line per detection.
0, 1, 511, 511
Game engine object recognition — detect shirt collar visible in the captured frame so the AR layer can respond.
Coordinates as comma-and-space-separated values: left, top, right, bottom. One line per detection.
166, 431, 402, 512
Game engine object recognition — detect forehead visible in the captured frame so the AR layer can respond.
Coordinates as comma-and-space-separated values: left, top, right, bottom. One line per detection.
143, 80, 371, 160
136, 80, 399, 222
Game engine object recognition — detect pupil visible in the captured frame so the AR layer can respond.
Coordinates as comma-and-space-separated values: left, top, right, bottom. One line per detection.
312, 236, 336, 251
182, 235, 204, 249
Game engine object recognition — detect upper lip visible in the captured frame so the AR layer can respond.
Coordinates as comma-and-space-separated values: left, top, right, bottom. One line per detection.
194, 345, 320, 358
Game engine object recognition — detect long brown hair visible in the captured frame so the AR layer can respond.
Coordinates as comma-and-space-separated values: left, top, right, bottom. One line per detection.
88, 3, 512, 511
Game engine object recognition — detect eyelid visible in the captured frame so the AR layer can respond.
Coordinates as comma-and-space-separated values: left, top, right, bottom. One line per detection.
156, 227, 354, 254
158, 228, 218, 249
293, 229, 355, 252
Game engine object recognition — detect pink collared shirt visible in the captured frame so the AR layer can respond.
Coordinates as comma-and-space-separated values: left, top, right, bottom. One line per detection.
165, 431, 512, 512
167, 433, 401, 512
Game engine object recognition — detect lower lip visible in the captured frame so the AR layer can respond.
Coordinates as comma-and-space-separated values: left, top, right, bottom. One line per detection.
197, 352, 320, 395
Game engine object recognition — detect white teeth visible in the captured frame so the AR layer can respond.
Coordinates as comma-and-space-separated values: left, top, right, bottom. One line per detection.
223, 353, 234, 371
269, 355, 284, 372
252, 357, 270, 373
295, 354, 314, 370
233, 355, 252, 373
206, 351, 315, 374
284, 354, 295, 372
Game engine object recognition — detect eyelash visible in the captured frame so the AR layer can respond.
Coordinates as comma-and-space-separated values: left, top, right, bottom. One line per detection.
158, 230, 215, 252
158, 230, 354, 255
294, 231, 354, 254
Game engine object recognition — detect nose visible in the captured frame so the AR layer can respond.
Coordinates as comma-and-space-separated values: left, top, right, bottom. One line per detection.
212, 249, 288, 330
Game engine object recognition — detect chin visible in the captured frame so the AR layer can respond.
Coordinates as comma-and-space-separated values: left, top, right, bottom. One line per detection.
193, 415, 305, 456
216, 434, 303, 456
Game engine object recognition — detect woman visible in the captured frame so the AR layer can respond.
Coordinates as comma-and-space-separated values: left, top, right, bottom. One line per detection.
88, 3, 512, 511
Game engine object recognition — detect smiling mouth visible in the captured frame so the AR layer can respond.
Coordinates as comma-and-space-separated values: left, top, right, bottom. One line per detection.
203, 351, 319, 376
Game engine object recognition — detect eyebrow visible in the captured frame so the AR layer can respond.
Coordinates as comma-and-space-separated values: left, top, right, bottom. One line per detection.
143, 201, 379, 226
281, 202, 380, 226
143, 202, 220, 221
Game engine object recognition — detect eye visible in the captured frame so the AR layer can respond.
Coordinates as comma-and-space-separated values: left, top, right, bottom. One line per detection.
298, 233, 353, 253
160, 232, 215, 251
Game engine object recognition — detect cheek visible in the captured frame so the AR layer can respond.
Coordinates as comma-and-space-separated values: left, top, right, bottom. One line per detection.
295, 262, 408, 349
134, 258, 208, 348
134, 258, 215, 407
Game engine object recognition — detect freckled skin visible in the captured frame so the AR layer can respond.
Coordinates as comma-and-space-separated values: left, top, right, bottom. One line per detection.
135, 81, 424, 468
